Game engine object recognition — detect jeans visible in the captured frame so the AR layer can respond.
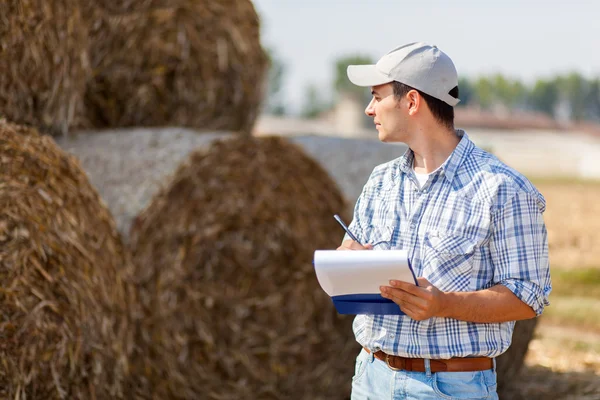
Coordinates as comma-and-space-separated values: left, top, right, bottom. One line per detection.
351, 349, 499, 400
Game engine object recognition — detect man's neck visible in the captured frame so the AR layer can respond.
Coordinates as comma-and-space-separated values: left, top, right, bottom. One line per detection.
411, 127, 460, 174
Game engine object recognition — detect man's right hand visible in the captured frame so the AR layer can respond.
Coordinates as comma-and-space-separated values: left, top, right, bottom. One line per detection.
336, 240, 373, 251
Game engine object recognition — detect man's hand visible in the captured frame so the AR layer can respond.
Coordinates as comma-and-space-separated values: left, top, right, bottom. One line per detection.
336, 239, 373, 251
380, 277, 445, 321
381, 278, 538, 323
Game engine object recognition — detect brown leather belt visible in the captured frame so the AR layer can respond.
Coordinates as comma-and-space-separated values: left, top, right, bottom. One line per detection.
364, 348, 493, 373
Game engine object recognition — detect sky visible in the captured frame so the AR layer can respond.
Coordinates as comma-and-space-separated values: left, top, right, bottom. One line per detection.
252, 0, 600, 114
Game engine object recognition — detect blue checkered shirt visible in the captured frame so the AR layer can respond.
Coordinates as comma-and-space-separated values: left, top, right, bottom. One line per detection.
345, 130, 551, 359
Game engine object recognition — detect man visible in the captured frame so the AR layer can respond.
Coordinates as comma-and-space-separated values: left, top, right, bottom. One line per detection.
338, 42, 551, 399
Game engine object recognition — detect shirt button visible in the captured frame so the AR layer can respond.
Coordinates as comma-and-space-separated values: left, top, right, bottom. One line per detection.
410, 223, 416, 230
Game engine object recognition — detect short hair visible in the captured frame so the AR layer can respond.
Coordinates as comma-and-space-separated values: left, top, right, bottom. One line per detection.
392, 81, 458, 130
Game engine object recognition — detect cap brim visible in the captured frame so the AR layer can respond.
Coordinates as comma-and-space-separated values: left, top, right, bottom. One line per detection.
347, 65, 392, 87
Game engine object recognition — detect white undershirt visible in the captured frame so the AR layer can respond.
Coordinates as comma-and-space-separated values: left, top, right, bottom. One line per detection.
414, 171, 431, 189
414, 159, 447, 189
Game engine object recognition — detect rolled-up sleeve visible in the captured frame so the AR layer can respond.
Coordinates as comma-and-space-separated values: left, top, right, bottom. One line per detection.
489, 191, 552, 316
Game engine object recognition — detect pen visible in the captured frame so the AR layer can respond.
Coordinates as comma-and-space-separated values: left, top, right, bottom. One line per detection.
333, 214, 363, 246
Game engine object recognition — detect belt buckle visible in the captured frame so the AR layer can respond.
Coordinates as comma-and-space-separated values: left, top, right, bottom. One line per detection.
385, 353, 402, 371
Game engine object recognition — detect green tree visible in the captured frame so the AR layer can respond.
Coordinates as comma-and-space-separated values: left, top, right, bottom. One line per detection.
585, 79, 600, 122
301, 83, 326, 119
333, 55, 374, 100
473, 77, 495, 109
264, 48, 287, 115
492, 74, 527, 108
529, 79, 559, 117
556, 72, 587, 121
457, 77, 475, 107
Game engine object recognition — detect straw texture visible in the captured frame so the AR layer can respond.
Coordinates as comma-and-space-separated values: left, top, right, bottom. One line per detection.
0, 0, 90, 135
0, 120, 131, 399
127, 136, 358, 399
84, 0, 268, 134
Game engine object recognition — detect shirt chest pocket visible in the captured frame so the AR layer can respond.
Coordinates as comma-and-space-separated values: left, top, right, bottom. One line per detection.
365, 225, 394, 250
421, 231, 479, 292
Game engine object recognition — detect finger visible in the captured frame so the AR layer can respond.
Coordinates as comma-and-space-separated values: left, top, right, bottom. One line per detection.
380, 286, 427, 309
397, 303, 422, 320
379, 294, 421, 320
348, 241, 367, 250
337, 240, 355, 250
344, 240, 372, 250
389, 280, 425, 297
416, 277, 432, 287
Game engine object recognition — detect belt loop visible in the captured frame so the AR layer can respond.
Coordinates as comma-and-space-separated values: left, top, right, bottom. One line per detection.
367, 349, 374, 363
424, 358, 432, 377
492, 357, 496, 373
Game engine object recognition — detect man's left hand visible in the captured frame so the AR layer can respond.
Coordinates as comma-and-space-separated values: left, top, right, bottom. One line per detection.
380, 278, 445, 321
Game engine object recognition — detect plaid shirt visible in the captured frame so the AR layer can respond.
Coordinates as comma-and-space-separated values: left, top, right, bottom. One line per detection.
346, 130, 551, 359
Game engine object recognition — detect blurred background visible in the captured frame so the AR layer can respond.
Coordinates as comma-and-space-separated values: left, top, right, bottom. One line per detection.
1, 0, 599, 398
253, 1, 600, 398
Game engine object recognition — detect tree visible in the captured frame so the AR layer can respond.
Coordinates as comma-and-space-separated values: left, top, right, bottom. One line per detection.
585, 79, 600, 122
333, 55, 374, 101
473, 77, 495, 109
529, 79, 559, 117
457, 77, 475, 107
492, 74, 527, 109
264, 48, 287, 116
556, 72, 587, 121
301, 83, 326, 119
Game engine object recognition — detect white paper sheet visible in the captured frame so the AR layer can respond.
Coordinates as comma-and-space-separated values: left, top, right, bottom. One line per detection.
313, 250, 415, 297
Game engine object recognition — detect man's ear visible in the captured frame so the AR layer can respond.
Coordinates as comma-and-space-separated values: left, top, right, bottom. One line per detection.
407, 90, 420, 116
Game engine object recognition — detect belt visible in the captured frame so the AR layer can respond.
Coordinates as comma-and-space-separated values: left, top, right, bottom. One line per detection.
364, 348, 493, 373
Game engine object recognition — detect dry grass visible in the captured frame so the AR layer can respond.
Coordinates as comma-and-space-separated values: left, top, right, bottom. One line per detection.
83, 0, 268, 134
126, 136, 356, 399
0, 1, 267, 135
536, 180, 600, 270
0, 120, 131, 399
0, 0, 90, 135
504, 321, 600, 400
509, 180, 600, 399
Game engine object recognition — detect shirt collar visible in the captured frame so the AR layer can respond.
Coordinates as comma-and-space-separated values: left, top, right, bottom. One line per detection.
397, 129, 474, 184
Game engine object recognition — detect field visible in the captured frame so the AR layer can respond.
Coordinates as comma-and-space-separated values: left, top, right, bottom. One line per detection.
56, 131, 600, 399
508, 180, 600, 399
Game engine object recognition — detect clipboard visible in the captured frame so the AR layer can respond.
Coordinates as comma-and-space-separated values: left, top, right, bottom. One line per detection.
313, 250, 417, 315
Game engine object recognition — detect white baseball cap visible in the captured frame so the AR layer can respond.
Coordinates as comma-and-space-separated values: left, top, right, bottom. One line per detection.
347, 42, 460, 106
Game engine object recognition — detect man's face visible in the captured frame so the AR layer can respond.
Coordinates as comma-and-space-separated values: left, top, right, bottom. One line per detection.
364, 83, 406, 143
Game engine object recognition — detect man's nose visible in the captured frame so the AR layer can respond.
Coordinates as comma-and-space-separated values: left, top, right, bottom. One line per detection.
365, 98, 375, 117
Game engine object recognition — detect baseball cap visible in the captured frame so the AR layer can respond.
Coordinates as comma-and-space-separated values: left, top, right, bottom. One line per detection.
347, 42, 460, 106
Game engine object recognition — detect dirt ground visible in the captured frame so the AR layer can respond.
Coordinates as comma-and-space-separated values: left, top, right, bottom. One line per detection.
506, 321, 600, 399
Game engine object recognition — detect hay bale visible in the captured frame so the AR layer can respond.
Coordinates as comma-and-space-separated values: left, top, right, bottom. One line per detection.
127, 136, 357, 399
0, 120, 131, 399
497, 318, 540, 397
0, 1, 90, 135
84, 0, 268, 134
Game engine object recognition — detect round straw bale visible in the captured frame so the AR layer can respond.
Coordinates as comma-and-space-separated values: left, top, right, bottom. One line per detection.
84, 0, 268, 134
0, 1, 90, 135
127, 136, 358, 399
0, 120, 131, 399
